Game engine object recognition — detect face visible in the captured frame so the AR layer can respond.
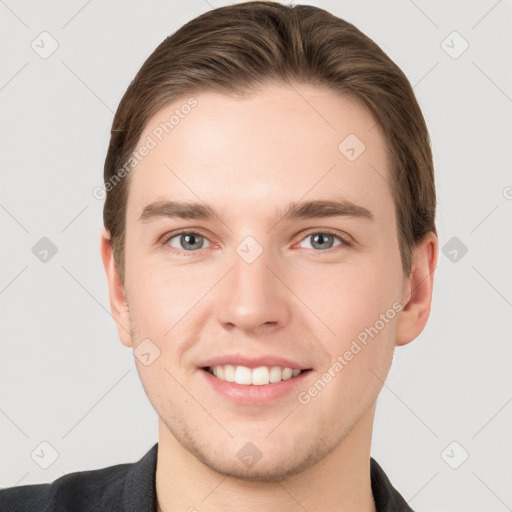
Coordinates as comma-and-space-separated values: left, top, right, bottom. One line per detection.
111, 83, 413, 480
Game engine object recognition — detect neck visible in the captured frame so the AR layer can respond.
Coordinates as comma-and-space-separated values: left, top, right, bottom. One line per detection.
155, 406, 377, 512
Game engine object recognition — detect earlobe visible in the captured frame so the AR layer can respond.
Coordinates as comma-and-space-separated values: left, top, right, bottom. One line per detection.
100, 227, 133, 348
395, 231, 439, 347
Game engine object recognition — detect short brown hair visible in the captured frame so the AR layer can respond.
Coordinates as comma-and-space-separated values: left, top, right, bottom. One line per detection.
103, 1, 436, 283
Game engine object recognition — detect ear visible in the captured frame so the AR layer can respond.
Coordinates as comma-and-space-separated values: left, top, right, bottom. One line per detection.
100, 227, 133, 348
395, 231, 438, 347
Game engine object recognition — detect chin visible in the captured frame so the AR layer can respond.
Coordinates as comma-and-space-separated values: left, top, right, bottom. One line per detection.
195, 444, 324, 482
170, 420, 335, 483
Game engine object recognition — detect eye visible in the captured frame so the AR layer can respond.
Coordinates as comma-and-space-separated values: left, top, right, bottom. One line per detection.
164, 231, 212, 253
296, 230, 350, 251
161, 229, 350, 256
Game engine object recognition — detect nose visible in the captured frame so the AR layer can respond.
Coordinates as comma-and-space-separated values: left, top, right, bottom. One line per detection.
216, 243, 292, 334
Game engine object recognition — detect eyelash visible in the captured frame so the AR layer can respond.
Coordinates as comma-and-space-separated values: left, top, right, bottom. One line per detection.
160, 229, 352, 256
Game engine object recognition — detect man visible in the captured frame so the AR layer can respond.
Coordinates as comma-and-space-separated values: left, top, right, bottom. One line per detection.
0, 1, 438, 510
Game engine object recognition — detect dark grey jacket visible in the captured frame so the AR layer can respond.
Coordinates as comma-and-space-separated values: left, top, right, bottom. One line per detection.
0, 443, 414, 511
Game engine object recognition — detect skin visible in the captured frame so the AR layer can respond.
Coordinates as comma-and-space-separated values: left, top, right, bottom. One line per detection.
101, 82, 438, 511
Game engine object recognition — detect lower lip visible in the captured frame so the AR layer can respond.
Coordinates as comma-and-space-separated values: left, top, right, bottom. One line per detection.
200, 369, 312, 405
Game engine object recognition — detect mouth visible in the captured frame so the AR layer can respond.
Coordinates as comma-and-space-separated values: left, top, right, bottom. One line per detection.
202, 365, 312, 386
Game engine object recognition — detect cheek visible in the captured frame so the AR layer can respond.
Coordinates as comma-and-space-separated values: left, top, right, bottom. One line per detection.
297, 256, 401, 339
126, 253, 212, 332
294, 249, 402, 394
300, 264, 399, 416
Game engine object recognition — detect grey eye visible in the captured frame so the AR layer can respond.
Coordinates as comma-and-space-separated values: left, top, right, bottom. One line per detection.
299, 233, 343, 251
167, 233, 210, 251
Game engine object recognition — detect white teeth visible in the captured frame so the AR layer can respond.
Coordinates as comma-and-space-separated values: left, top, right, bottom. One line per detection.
269, 366, 282, 383
208, 364, 304, 385
224, 364, 235, 382
282, 367, 293, 380
251, 366, 269, 385
234, 366, 252, 385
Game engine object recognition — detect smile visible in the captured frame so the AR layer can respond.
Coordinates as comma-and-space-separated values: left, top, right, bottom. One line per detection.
205, 365, 308, 385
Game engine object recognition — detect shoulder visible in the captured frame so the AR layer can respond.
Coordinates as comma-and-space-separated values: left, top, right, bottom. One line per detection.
370, 457, 415, 512
0, 444, 158, 512
0, 462, 133, 512
0, 481, 54, 512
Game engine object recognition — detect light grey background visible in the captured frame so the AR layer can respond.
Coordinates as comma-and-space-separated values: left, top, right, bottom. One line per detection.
1, 1, 511, 511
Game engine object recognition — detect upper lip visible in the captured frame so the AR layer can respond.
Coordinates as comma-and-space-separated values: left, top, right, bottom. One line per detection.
198, 354, 311, 370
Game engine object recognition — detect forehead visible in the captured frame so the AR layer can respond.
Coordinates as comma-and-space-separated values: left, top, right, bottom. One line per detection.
125, 83, 393, 229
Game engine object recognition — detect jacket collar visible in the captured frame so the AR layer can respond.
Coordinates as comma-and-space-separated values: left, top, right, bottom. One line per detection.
121, 443, 413, 512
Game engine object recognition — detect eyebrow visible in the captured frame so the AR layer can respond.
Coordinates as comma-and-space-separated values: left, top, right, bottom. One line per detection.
139, 199, 374, 226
